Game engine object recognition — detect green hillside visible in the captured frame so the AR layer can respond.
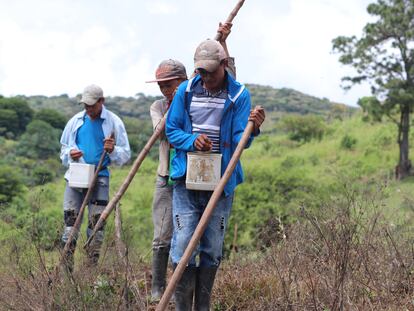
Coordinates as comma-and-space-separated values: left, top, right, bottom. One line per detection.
2, 112, 411, 252
1, 88, 413, 309
19, 84, 353, 120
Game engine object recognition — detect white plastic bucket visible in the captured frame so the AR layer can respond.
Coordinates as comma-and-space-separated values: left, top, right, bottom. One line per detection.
68, 163, 95, 188
186, 152, 222, 191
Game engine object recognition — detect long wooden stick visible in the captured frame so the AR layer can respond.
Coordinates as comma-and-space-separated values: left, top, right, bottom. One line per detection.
156, 120, 255, 311
84, 117, 166, 249
56, 149, 107, 273
214, 0, 245, 41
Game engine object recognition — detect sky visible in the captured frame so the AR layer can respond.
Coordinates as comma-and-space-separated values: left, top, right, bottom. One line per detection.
0, 0, 375, 106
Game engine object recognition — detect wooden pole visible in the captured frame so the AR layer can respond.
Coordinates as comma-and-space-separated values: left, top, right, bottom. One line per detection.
156, 120, 255, 311
56, 149, 107, 273
84, 117, 166, 249
214, 0, 245, 41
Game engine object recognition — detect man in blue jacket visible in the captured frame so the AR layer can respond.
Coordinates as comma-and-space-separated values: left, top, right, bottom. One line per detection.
166, 39, 265, 310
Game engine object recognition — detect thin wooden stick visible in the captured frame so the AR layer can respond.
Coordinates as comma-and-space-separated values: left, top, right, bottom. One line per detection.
156, 120, 255, 311
214, 0, 246, 41
84, 117, 166, 249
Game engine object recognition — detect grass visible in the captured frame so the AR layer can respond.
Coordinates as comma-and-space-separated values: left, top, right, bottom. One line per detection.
1, 112, 414, 309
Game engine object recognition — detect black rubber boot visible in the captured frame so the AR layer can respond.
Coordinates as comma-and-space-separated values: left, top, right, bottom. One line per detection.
151, 247, 170, 300
194, 266, 218, 311
174, 265, 196, 311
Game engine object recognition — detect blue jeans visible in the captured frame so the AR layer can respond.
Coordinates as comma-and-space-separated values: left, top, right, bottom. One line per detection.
171, 180, 233, 267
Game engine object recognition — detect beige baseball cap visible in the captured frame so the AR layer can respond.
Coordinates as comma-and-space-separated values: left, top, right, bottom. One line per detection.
79, 84, 103, 106
194, 39, 227, 72
146, 59, 187, 83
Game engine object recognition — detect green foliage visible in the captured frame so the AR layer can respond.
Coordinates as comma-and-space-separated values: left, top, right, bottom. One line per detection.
332, 0, 414, 177
17, 120, 61, 159
328, 103, 352, 121
34, 108, 67, 130
0, 165, 24, 204
0, 109, 19, 139
340, 134, 358, 150
281, 114, 326, 142
358, 96, 385, 122
123, 117, 157, 159
0, 97, 33, 137
32, 165, 55, 185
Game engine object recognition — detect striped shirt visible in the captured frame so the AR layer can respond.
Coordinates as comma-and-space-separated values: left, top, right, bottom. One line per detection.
189, 80, 228, 153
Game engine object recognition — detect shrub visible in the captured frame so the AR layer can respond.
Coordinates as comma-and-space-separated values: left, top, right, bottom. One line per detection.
0, 165, 24, 204
32, 165, 55, 185
281, 114, 326, 142
17, 120, 61, 159
340, 134, 357, 150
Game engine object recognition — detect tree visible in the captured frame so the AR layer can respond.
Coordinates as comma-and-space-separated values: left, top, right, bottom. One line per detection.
332, 0, 414, 179
0, 109, 19, 138
17, 120, 61, 159
0, 97, 33, 136
34, 108, 67, 130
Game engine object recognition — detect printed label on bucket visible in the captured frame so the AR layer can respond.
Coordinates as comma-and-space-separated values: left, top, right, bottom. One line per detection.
186, 152, 222, 191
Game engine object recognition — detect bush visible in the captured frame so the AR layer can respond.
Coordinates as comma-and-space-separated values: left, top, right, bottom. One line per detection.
0, 165, 24, 204
281, 114, 326, 142
32, 165, 55, 185
34, 108, 67, 130
0, 97, 33, 137
340, 134, 357, 150
17, 120, 61, 159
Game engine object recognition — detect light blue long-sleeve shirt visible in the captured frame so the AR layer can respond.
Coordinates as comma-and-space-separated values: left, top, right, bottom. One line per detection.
60, 106, 131, 178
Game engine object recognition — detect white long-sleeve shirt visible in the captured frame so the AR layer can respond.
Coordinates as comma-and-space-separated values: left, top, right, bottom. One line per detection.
60, 106, 131, 174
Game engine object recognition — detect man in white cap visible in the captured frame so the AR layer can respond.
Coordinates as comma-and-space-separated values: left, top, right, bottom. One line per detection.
166, 36, 265, 309
147, 23, 236, 302
59, 84, 131, 272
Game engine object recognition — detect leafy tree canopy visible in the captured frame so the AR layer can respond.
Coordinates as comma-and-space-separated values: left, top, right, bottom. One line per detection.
34, 108, 67, 130
17, 120, 61, 159
0, 97, 33, 137
332, 0, 414, 178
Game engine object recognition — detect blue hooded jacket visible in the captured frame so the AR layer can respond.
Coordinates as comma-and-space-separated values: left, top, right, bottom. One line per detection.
166, 73, 257, 196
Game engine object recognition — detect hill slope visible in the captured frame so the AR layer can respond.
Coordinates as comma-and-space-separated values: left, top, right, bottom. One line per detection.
19, 84, 354, 120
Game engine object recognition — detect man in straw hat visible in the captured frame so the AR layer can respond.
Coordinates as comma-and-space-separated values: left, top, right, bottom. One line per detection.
166, 36, 265, 310
60, 84, 131, 272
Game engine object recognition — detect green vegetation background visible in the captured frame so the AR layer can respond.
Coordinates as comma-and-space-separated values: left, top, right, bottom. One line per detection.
0, 85, 413, 264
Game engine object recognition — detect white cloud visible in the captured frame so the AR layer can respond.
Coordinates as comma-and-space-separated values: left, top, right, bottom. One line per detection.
0, 0, 375, 106
146, 1, 178, 15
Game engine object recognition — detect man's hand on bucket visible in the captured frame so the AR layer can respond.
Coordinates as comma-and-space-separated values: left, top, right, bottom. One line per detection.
194, 134, 212, 152
70, 149, 83, 160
